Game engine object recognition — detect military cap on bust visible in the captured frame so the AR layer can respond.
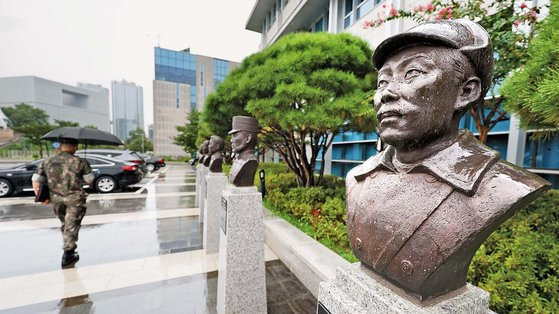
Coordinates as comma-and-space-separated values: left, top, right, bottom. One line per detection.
228, 116, 259, 134
373, 19, 493, 101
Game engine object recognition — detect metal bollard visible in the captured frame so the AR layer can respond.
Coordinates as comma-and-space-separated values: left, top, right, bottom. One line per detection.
259, 169, 266, 197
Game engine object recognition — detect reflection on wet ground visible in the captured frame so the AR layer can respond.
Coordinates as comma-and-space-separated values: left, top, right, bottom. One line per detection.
0, 195, 196, 222
8, 261, 316, 314
0, 164, 318, 313
0, 216, 202, 278
151, 185, 196, 193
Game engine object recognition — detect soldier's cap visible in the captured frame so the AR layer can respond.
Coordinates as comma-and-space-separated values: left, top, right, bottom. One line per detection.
373, 19, 493, 100
58, 138, 79, 145
228, 116, 259, 134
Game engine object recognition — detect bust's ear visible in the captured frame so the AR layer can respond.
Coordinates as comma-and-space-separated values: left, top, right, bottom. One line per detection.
455, 76, 481, 113
244, 133, 252, 144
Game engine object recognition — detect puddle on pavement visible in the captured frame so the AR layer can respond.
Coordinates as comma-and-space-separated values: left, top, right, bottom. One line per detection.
0, 216, 202, 278
7, 261, 317, 314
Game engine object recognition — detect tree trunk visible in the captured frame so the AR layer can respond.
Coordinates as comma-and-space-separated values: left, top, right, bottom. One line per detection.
478, 127, 489, 144
530, 140, 539, 168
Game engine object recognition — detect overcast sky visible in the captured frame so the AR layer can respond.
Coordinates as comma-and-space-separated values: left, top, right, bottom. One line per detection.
0, 0, 260, 130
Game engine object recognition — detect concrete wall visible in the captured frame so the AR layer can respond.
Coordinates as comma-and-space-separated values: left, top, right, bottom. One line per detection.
0, 76, 110, 131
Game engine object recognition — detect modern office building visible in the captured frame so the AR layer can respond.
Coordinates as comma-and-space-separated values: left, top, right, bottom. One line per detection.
153, 47, 239, 157
111, 80, 144, 141
246, 0, 559, 187
0, 76, 110, 131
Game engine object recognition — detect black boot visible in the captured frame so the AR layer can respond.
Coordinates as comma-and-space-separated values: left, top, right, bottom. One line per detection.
61, 249, 79, 268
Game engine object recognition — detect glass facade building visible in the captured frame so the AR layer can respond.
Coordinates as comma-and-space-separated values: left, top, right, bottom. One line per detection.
152, 47, 239, 157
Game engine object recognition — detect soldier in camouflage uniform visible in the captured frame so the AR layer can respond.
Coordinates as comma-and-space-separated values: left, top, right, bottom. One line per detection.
32, 138, 95, 267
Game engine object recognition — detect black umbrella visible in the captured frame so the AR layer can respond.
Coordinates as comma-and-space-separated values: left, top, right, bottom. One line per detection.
41, 127, 124, 146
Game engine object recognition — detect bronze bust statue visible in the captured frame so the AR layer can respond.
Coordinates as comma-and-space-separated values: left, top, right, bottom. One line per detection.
228, 116, 259, 187
208, 135, 225, 173
346, 19, 550, 302
201, 140, 210, 167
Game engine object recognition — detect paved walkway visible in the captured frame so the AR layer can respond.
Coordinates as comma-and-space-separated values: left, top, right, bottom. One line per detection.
0, 164, 316, 313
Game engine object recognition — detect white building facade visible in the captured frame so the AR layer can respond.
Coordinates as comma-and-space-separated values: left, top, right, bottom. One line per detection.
0, 76, 110, 131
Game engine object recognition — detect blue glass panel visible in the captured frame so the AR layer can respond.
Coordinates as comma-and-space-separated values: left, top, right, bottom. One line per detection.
315, 18, 324, 32
524, 136, 559, 169
485, 135, 508, 159
332, 145, 343, 159
333, 133, 344, 142
332, 163, 342, 177
356, 0, 373, 19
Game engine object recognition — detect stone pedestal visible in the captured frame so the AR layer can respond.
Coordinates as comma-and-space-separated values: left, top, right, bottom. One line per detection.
199, 167, 208, 224
196, 164, 202, 207
203, 172, 228, 254
217, 185, 266, 314
317, 264, 491, 314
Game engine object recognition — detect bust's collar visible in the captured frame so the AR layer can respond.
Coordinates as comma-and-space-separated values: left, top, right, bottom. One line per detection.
353, 130, 500, 195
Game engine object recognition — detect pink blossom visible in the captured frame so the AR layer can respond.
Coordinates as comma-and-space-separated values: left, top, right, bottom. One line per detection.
513, 20, 521, 27
520, 2, 528, 9
389, 7, 399, 17
382, 4, 386, 8
426, 3, 434, 12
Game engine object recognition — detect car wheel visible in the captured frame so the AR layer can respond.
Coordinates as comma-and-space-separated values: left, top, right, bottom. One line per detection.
146, 163, 155, 172
95, 176, 117, 193
0, 179, 13, 197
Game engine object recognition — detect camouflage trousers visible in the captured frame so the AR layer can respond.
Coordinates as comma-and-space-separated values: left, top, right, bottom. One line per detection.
51, 193, 87, 251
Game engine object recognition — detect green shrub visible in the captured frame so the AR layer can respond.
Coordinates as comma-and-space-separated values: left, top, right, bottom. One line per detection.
468, 190, 559, 313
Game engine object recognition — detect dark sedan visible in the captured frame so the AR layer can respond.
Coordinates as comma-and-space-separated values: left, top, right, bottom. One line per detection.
139, 154, 165, 172
0, 154, 143, 197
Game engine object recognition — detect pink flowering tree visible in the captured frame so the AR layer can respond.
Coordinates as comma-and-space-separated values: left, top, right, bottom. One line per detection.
364, 0, 543, 143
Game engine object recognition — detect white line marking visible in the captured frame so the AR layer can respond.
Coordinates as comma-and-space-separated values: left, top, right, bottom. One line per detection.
135, 174, 159, 194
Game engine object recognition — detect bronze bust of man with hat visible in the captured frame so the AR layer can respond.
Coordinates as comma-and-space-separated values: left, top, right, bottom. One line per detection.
346, 19, 550, 302
200, 140, 210, 167
228, 116, 259, 187
208, 135, 225, 173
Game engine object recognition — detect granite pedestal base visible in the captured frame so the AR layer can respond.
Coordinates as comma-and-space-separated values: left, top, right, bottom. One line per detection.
217, 185, 267, 314
317, 264, 491, 314
196, 164, 202, 207
203, 172, 227, 254
199, 166, 208, 224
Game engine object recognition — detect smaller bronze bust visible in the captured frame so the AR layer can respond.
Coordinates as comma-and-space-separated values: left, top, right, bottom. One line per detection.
228, 116, 259, 187
208, 135, 225, 173
201, 140, 210, 167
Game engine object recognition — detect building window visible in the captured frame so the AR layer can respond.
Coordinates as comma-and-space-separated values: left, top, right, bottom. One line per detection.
344, 0, 353, 28
271, 4, 277, 23
175, 83, 180, 108
213, 59, 230, 86
356, 0, 374, 19
314, 17, 324, 32
200, 64, 204, 86
190, 86, 197, 111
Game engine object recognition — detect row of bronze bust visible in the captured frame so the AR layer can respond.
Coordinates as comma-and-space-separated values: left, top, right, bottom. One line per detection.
195, 19, 550, 304
197, 116, 259, 187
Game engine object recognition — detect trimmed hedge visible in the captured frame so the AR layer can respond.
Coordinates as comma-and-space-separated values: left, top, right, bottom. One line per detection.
254, 162, 558, 312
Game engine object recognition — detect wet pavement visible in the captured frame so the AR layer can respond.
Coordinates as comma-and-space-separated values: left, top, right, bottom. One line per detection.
0, 164, 316, 312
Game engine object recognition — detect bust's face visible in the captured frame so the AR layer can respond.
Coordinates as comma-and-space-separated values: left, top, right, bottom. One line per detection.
231, 131, 251, 154
201, 141, 209, 154
373, 45, 460, 151
208, 138, 219, 154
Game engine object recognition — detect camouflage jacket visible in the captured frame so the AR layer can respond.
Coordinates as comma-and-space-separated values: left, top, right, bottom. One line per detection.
32, 152, 94, 197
